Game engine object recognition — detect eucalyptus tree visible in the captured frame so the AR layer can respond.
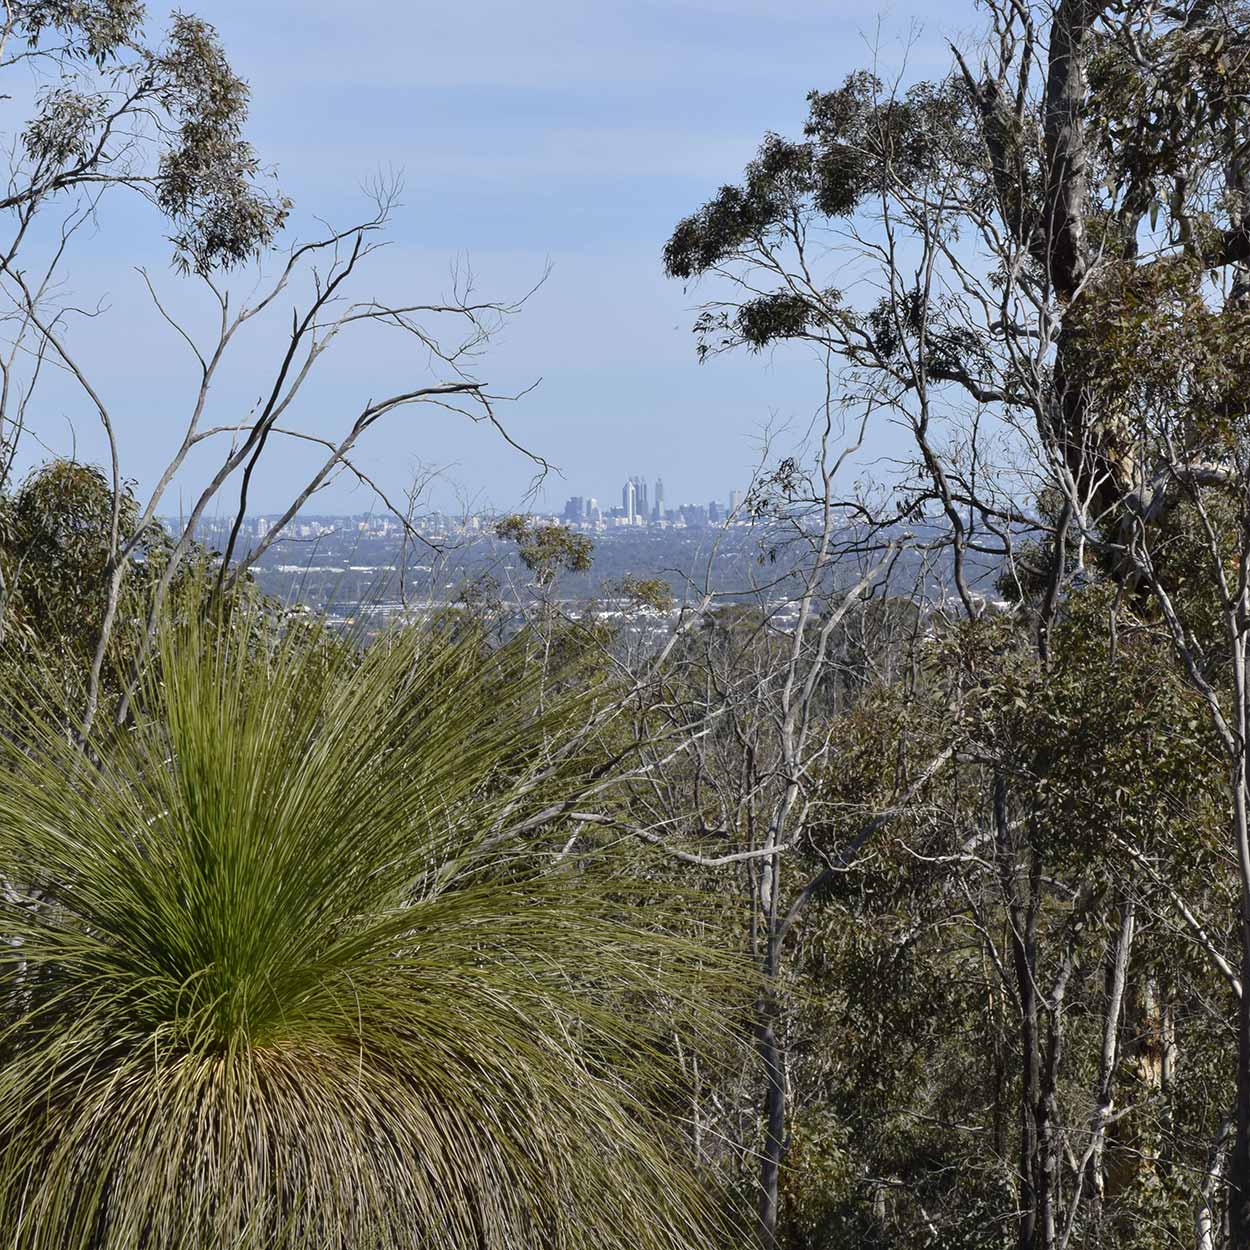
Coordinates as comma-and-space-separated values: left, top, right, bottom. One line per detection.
664, 0, 1250, 1243
1, 0, 287, 275
0, 458, 245, 720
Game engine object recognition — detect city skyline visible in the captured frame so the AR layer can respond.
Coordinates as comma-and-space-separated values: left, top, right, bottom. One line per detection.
161, 470, 751, 551
565, 473, 743, 528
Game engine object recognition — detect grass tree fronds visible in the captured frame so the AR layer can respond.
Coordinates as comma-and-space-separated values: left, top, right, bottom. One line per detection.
0, 609, 744, 1250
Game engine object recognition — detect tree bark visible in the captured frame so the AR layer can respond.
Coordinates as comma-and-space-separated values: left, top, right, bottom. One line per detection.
1199, 1117, 1233, 1250
757, 977, 786, 1250
1228, 630, 1250, 1249
1231, 884, 1250, 1248
998, 776, 1043, 1250
757, 804, 789, 1250
1087, 898, 1135, 1232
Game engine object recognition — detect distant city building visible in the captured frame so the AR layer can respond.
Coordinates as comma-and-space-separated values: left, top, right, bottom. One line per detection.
633, 475, 648, 521
452, 474, 753, 532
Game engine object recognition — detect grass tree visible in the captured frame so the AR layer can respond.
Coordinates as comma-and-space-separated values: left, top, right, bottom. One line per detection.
0, 611, 741, 1250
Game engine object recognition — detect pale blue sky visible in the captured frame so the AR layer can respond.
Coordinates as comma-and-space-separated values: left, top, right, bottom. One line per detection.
28, 0, 972, 515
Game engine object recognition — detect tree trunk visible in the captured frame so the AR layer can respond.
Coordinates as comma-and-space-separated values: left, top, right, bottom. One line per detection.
757, 985, 786, 1250
1228, 633, 1250, 1249
998, 776, 1043, 1250
1199, 1117, 1233, 1250
757, 834, 787, 1250
1088, 897, 1135, 1236
1230, 886, 1250, 1248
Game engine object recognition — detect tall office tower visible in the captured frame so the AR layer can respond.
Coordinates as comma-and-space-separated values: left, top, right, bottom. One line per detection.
634, 475, 648, 521
653, 477, 665, 521
729, 489, 744, 513
623, 478, 636, 524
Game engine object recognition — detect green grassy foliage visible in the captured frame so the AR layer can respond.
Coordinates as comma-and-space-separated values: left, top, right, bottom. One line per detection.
0, 612, 739, 1250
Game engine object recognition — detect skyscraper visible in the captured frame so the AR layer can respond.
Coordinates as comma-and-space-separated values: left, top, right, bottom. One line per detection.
653, 477, 665, 521
634, 476, 648, 521
622, 478, 636, 524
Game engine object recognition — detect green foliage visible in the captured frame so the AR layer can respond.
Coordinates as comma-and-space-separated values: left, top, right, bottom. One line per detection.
0, 461, 150, 690
1085, 16, 1250, 242
1067, 257, 1250, 458
1029, 591, 1222, 862
13, 0, 144, 64
663, 72, 991, 369
154, 14, 292, 273
603, 574, 675, 613
0, 610, 740, 1250
0, 459, 252, 723
664, 74, 974, 286
15, 3, 288, 272
495, 513, 594, 587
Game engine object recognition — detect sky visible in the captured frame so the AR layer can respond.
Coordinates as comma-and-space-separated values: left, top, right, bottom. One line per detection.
21, 0, 975, 517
